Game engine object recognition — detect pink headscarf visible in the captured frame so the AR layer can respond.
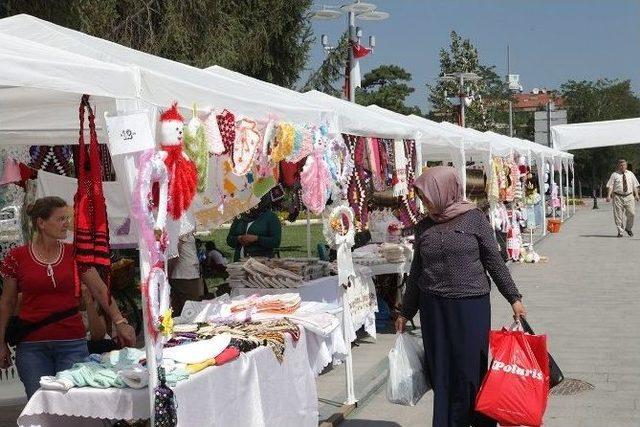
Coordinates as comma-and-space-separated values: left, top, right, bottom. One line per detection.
414, 166, 476, 223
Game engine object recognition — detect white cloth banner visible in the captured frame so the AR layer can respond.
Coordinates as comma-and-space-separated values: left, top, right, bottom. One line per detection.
104, 111, 155, 156
18, 333, 317, 427
36, 170, 137, 247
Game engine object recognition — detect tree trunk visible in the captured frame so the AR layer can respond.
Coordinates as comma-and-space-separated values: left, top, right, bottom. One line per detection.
578, 178, 583, 199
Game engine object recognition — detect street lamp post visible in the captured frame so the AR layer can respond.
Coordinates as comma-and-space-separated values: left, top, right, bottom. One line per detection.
440, 72, 481, 127
506, 46, 523, 137
313, 1, 389, 103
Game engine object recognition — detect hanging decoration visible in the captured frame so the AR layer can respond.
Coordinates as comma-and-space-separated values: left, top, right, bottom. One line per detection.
201, 107, 225, 155
73, 95, 111, 297
158, 103, 198, 220
286, 125, 314, 164
345, 134, 369, 230
300, 144, 331, 215
131, 150, 169, 266
232, 118, 261, 176
251, 120, 277, 198
0, 157, 22, 185
397, 139, 421, 228
392, 139, 408, 197
154, 366, 178, 427
216, 109, 236, 155
367, 137, 386, 191
271, 122, 295, 163
142, 267, 172, 340
323, 205, 357, 290
183, 105, 209, 193
325, 135, 354, 201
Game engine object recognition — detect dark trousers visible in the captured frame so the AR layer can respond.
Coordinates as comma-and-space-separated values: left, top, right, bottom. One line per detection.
419, 293, 496, 427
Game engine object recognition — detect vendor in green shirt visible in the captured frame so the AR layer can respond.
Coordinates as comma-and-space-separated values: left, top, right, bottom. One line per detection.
227, 195, 282, 261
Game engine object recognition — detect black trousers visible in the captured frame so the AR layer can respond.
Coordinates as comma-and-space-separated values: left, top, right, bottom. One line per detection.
419, 292, 496, 427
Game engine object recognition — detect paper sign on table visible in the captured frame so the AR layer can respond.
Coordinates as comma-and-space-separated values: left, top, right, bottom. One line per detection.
104, 111, 155, 155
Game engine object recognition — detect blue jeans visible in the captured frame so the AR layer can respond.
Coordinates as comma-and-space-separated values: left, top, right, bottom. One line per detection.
15, 339, 89, 398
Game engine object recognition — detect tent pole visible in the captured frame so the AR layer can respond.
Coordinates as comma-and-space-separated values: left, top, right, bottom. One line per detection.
113, 99, 158, 427
306, 209, 311, 257
559, 160, 564, 222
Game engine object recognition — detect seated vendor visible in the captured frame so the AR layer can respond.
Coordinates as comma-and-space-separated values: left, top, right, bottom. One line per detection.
227, 194, 282, 262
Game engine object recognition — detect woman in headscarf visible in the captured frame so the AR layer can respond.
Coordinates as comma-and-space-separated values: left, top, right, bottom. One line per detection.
396, 167, 526, 427
227, 194, 282, 261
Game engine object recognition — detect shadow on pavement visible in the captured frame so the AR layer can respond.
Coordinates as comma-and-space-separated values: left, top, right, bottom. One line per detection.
579, 234, 625, 238
341, 421, 402, 427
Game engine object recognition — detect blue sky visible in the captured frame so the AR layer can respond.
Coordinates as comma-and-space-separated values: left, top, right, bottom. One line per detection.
304, 0, 640, 111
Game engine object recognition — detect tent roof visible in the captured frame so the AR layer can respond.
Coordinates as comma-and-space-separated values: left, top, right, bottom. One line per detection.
551, 117, 640, 151
301, 91, 419, 140
0, 14, 335, 128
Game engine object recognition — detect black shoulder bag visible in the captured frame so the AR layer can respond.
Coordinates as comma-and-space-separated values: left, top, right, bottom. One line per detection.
5, 307, 79, 347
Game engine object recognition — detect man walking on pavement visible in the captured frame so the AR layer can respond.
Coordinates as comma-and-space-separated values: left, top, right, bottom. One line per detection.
606, 159, 640, 237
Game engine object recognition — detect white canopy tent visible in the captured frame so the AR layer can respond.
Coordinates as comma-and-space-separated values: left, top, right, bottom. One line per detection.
366, 105, 462, 164
0, 14, 338, 139
552, 117, 640, 151
302, 90, 420, 140
0, 14, 341, 423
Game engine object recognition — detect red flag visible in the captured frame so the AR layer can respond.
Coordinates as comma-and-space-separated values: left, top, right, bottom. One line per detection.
352, 43, 372, 59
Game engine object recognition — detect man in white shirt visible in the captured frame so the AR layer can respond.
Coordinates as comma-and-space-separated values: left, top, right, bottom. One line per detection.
606, 159, 640, 237
168, 232, 204, 315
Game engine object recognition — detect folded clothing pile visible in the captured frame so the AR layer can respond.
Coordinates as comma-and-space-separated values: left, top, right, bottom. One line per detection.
379, 243, 407, 263
168, 318, 301, 363
229, 293, 301, 314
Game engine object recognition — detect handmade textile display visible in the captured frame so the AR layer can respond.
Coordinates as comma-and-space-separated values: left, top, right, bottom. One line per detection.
158, 103, 198, 221
226, 257, 331, 289
30, 145, 74, 177
73, 95, 111, 295
183, 105, 209, 193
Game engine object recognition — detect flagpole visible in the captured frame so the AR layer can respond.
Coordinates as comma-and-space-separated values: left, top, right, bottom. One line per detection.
347, 10, 356, 102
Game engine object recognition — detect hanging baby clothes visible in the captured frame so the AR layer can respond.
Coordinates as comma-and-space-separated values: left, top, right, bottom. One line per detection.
183, 106, 209, 192
73, 95, 111, 296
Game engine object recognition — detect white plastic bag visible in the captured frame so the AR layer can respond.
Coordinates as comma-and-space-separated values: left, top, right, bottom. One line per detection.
386, 333, 429, 406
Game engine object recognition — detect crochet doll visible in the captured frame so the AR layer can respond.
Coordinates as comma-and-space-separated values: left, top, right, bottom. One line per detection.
158, 103, 198, 221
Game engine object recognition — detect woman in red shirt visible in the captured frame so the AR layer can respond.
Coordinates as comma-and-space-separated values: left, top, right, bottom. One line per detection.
0, 197, 136, 398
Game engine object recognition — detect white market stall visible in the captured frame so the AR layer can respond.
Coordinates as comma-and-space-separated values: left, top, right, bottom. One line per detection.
0, 14, 343, 427
551, 117, 640, 151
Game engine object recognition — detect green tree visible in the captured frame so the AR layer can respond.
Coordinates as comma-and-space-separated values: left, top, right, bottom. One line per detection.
302, 32, 349, 96
560, 79, 640, 196
427, 31, 511, 131
354, 65, 422, 115
3, 0, 314, 88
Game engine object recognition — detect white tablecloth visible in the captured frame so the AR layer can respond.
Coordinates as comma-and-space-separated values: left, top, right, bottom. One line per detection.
231, 271, 378, 341
356, 260, 411, 277
18, 332, 317, 427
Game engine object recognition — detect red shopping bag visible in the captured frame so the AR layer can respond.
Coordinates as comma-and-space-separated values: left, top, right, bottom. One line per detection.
475, 327, 550, 426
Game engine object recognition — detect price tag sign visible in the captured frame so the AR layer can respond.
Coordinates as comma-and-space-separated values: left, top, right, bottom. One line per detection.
104, 111, 155, 156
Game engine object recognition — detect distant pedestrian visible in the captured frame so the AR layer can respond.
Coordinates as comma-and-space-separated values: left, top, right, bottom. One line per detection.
606, 159, 640, 237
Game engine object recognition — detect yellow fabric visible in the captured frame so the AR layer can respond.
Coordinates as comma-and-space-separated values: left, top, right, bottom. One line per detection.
186, 358, 216, 374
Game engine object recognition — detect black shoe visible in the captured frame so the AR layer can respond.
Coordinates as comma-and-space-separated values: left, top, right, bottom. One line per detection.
618, 232, 623, 238
626, 229, 634, 237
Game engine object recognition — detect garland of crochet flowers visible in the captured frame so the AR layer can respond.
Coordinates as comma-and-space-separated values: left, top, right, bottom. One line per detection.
323, 204, 355, 249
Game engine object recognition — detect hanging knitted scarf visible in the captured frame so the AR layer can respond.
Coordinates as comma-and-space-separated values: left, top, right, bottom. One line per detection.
392, 139, 408, 197
216, 110, 236, 156
73, 95, 111, 297
367, 137, 385, 191
162, 146, 198, 220
345, 134, 368, 230
397, 140, 421, 228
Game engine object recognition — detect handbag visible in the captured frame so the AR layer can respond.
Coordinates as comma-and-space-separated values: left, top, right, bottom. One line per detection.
5, 307, 79, 347
520, 317, 565, 388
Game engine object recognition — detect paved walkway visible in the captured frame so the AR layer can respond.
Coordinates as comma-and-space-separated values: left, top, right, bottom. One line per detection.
343, 204, 640, 426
